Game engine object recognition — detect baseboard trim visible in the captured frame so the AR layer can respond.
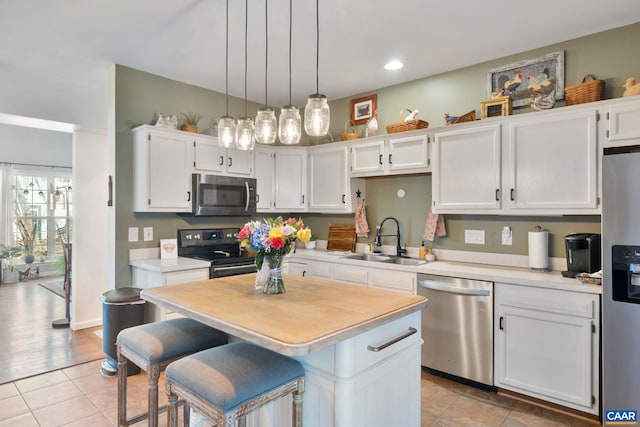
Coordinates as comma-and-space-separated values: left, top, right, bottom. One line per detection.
71, 318, 101, 330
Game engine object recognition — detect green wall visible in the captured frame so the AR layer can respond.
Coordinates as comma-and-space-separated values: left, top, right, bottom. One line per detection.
114, 23, 639, 284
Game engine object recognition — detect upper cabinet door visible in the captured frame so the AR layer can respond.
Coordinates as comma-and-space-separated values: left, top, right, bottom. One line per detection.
254, 146, 275, 211
274, 149, 307, 211
226, 147, 253, 176
505, 109, 598, 212
308, 145, 348, 211
193, 138, 225, 173
432, 124, 502, 212
387, 134, 430, 173
605, 99, 640, 148
351, 140, 385, 176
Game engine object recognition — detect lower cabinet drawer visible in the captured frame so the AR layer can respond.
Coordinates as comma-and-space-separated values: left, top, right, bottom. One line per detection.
332, 265, 368, 287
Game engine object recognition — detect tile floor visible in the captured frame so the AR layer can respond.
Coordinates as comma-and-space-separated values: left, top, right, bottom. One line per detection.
0, 361, 600, 427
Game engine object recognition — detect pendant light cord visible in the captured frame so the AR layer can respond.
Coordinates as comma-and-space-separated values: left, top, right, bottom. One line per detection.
225, 0, 229, 116
264, 0, 268, 108
244, 0, 248, 117
315, 0, 319, 94
288, 0, 292, 105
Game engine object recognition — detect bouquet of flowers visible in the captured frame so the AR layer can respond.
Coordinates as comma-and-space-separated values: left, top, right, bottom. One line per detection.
238, 217, 312, 271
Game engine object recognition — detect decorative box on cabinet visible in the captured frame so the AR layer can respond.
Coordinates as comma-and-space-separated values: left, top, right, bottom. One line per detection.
350, 131, 430, 177
494, 282, 599, 415
132, 125, 193, 213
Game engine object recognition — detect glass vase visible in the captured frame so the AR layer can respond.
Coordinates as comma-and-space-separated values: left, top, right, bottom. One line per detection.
262, 252, 285, 294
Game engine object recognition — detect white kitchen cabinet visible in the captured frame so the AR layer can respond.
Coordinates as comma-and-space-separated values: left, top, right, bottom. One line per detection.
350, 131, 430, 177
494, 282, 599, 415
432, 124, 502, 212
308, 144, 364, 213
132, 125, 193, 212
369, 269, 416, 294
433, 108, 600, 215
284, 259, 308, 277
504, 109, 598, 213
130, 259, 210, 322
604, 97, 640, 148
193, 137, 253, 176
332, 264, 368, 287
274, 148, 307, 211
254, 146, 275, 210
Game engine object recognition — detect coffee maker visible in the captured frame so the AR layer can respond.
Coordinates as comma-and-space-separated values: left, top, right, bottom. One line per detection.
562, 233, 601, 277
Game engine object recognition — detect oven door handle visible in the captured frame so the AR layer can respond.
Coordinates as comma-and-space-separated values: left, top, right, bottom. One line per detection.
418, 280, 491, 296
213, 264, 255, 272
244, 181, 250, 212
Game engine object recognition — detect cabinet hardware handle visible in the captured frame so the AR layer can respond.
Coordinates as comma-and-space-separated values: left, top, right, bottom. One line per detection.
256, 194, 260, 203
367, 327, 417, 352
187, 191, 191, 202
107, 175, 113, 207
302, 270, 306, 277
495, 189, 500, 201
219, 155, 224, 166
510, 188, 515, 201
342, 194, 346, 204
228, 157, 232, 167
499, 316, 504, 330
389, 154, 393, 164
379, 154, 383, 165
301, 195, 305, 204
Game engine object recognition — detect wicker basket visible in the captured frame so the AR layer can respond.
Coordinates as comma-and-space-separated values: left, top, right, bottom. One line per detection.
565, 75, 605, 106
180, 124, 198, 133
445, 110, 476, 125
386, 109, 429, 134
341, 120, 359, 141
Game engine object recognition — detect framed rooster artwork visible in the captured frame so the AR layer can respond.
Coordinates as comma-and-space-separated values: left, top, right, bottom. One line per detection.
486, 51, 564, 108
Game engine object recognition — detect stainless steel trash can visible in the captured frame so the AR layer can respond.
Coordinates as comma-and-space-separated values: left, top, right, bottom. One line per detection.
100, 287, 145, 376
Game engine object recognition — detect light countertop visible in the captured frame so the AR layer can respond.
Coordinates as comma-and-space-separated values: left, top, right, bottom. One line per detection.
141, 274, 426, 356
129, 256, 210, 273
286, 249, 602, 295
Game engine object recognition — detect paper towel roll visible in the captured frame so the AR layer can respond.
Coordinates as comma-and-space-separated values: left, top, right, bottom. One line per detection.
528, 230, 549, 270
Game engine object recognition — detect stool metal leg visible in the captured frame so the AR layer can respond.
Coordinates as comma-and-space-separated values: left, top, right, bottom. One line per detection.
116, 345, 128, 427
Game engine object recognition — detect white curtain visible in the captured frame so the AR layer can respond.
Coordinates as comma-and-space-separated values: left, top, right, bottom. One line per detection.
0, 163, 14, 247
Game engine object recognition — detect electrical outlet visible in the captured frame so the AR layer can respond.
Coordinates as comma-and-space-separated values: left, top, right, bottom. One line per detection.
128, 227, 139, 242
502, 226, 512, 245
143, 227, 153, 241
464, 229, 485, 245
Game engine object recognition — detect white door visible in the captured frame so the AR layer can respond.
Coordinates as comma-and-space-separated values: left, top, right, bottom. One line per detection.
387, 134, 429, 173
350, 140, 385, 176
254, 147, 274, 211
505, 110, 598, 212
274, 150, 307, 211
226, 146, 253, 176
432, 124, 502, 212
147, 131, 191, 210
606, 100, 640, 147
193, 138, 225, 173
308, 146, 347, 211
495, 305, 594, 408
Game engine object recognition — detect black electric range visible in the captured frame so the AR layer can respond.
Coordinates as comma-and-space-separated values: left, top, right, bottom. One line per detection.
177, 228, 256, 278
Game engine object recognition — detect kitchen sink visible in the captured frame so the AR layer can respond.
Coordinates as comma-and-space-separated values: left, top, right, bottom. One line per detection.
342, 253, 426, 266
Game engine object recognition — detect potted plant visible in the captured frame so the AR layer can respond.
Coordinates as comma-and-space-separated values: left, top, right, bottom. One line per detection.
179, 112, 202, 133
15, 218, 37, 263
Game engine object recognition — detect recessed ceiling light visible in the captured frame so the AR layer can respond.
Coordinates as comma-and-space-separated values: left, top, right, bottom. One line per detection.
384, 60, 403, 71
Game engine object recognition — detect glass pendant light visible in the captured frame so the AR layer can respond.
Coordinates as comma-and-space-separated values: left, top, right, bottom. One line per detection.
255, 0, 277, 145
278, 0, 301, 145
304, 0, 330, 137
236, 0, 255, 151
218, 0, 235, 148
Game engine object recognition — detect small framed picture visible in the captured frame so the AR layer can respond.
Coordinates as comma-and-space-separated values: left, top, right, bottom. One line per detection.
160, 238, 178, 259
350, 94, 377, 125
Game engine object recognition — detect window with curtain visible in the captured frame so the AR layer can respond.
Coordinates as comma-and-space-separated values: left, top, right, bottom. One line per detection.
12, 170, 72, 262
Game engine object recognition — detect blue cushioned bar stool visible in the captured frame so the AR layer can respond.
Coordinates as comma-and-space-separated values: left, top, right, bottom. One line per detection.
165, 342, 305, 427
116, 318, 228, 427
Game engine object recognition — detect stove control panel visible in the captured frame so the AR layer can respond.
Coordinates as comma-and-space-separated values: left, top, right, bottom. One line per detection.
178, 228, 240, 247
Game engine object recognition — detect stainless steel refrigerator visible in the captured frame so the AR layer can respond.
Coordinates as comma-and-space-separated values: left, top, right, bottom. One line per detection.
602, 146, 640, 413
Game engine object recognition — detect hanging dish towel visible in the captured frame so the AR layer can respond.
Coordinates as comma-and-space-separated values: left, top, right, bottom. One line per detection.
354, 201, 369, 237
423, 211, 447, 241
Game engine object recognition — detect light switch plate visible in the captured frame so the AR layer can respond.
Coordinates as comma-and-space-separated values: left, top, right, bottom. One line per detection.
465, 229, 485, 245
143, 227, 153, 241
128, 227, 139, 242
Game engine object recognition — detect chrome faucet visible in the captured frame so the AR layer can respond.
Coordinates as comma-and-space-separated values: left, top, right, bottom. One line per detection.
374, 217, 406, 257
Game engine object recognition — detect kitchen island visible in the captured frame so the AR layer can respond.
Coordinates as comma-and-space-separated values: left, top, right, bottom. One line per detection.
141, 273, 426, 427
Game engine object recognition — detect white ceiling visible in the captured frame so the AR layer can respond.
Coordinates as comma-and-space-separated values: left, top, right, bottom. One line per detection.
2, 0, 640, 108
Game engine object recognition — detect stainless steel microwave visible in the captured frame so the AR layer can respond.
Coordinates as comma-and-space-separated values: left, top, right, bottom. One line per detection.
183, 174, 257, 216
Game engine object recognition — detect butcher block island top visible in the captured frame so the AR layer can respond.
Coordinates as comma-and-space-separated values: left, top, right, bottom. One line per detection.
140, 273, 426, 356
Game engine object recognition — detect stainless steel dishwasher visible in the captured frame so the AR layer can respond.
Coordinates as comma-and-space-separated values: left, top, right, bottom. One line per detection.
417, 274, 494, 386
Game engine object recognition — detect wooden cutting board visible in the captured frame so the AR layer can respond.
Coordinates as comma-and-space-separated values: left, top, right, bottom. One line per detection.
327, 224, 357, 252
